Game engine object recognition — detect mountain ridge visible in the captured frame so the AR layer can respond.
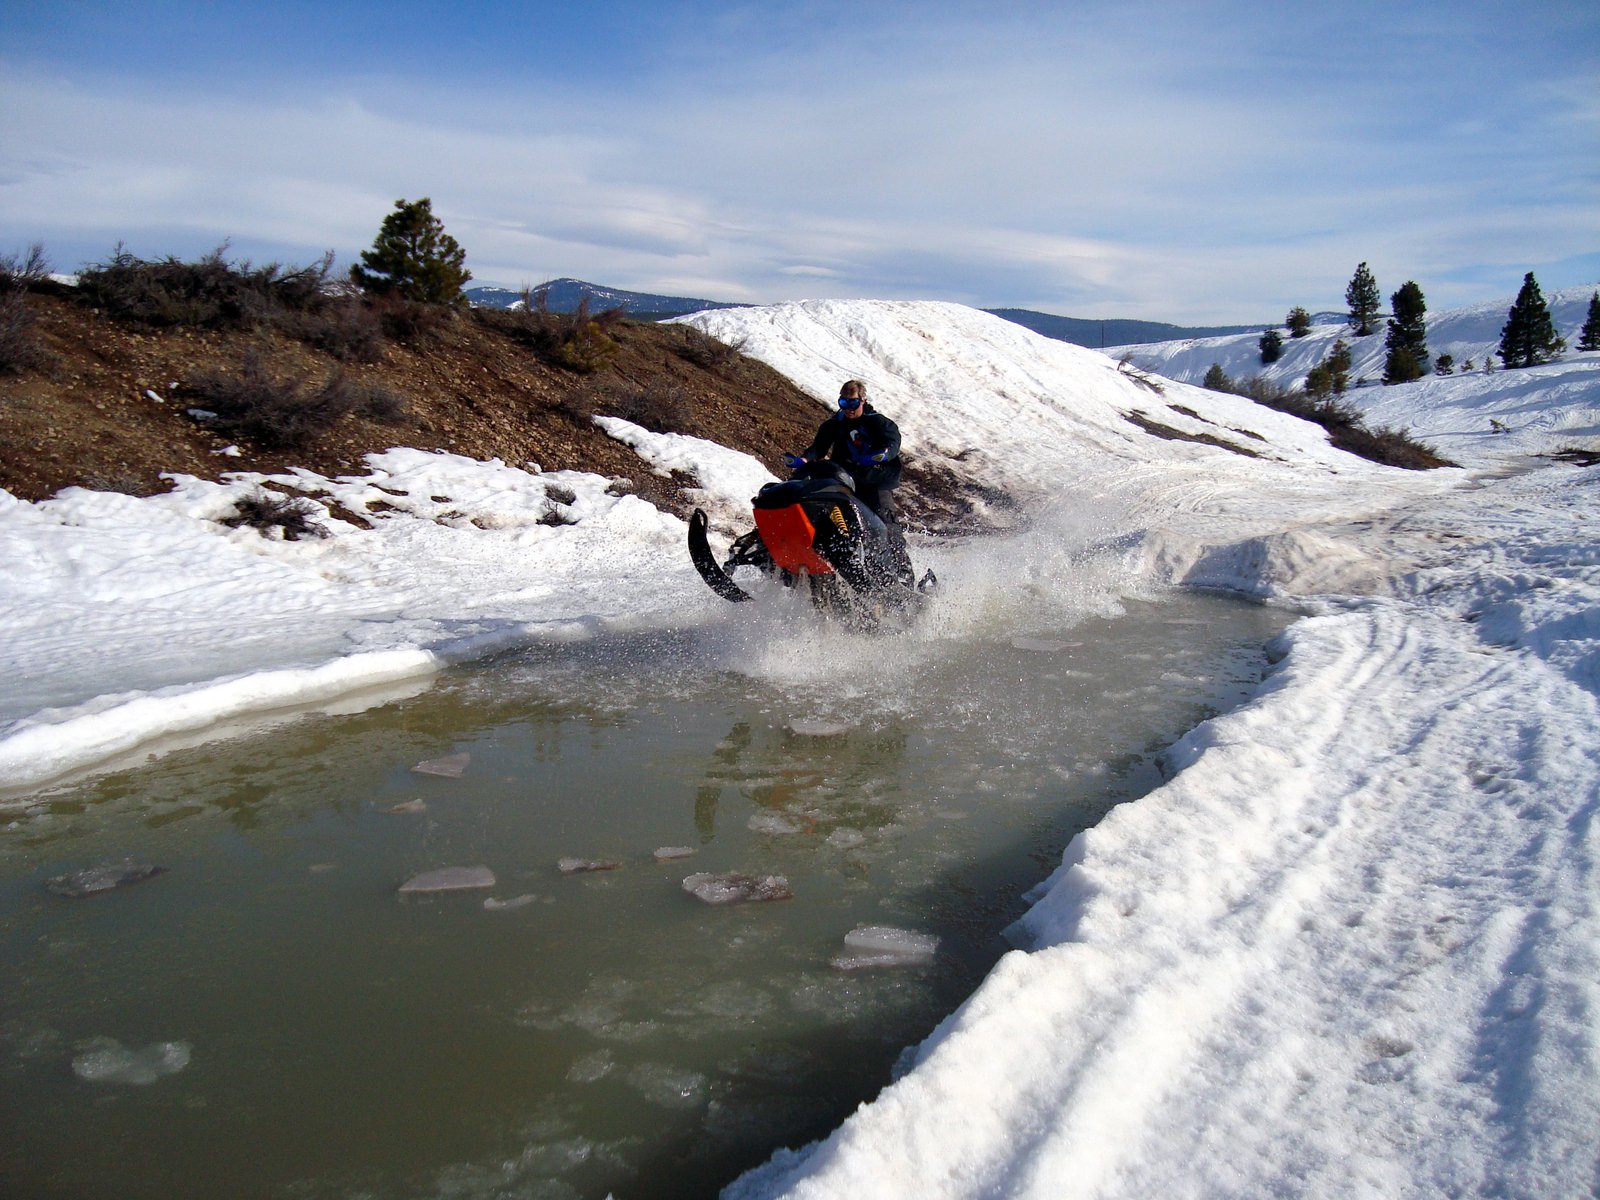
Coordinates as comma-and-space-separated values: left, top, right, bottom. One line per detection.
468, 279, 1272, 347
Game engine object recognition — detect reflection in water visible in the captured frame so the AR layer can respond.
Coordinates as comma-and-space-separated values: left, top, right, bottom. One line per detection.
0, 593, 1287, 1200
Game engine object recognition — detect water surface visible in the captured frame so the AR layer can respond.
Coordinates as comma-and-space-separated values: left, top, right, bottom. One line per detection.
0, 586, 1287, 1199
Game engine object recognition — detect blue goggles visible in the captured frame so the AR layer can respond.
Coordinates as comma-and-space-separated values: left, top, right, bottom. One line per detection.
837, 395, 864, 408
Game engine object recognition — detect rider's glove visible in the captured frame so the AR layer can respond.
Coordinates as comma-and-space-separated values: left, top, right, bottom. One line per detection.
782, 452, 808, 469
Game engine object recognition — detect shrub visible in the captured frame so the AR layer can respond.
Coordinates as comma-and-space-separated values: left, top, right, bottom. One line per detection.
1434, 353, 1455, 376
78, 244, 336, 330
185, 351, 360, 451
0, 244, 53, 375
595, 379, 691, 433
221, 489, 328, 540
490, 287, 626, 373
675, 325, 744, 369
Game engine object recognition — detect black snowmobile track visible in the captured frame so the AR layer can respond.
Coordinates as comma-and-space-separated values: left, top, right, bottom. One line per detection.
688, 509, 753, 603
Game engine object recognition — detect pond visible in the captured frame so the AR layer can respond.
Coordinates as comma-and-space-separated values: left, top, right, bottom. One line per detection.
0, 560, 1288, 1199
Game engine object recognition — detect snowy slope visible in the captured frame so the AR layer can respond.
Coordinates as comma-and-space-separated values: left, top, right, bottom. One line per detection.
1113, 283, 1597, 390
1, 297, 1596, 1199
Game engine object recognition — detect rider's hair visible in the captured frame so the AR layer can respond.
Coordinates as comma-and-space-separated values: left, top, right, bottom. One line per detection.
839, 380, 867, 401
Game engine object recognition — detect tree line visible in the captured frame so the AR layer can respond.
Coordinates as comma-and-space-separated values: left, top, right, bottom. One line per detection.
1256, 262, 1598, 383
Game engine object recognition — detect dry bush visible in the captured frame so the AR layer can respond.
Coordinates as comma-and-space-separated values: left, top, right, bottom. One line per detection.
592, 379, 692, 433
78, 244, 335, 330
221, 489, 328, 539
674, 325, 744, 369
0, 243, 54, 375
185, 352, 360, 451
483, 287, 626, 373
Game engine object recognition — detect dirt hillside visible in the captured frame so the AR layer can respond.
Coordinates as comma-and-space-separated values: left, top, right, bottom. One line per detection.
0, 287, 832, 521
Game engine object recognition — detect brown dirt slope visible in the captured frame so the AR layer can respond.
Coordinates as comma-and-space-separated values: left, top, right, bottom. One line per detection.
0, 289, 824, 518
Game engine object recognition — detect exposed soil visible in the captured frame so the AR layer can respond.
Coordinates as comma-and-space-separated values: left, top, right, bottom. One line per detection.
0, 288, 828, 519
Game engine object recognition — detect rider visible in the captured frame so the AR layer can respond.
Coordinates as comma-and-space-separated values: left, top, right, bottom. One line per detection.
784, 379, 912, 583
784, 380, 902, 521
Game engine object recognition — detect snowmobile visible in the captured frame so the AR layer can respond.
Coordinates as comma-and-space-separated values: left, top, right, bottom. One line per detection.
688, 461, 937, 629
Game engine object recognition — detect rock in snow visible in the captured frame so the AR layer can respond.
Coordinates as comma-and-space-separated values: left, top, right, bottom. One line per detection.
397, 865, 496, 894
682, 872, 794, 905
47, 860, 167, 898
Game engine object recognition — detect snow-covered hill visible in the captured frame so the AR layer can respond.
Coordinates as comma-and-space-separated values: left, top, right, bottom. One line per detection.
1114, 284, 1598, 387
1107, 284, 1600, 468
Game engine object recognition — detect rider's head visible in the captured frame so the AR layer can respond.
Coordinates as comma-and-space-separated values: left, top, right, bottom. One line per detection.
838, 380, 867, 414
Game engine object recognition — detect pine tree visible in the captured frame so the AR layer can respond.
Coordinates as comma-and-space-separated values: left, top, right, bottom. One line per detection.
1327, 339, 1352, 395
1383, 281, 1429, 383
350, 198, 471, 304
1578, 291, 1600, 353
1259, 328, 1284, 364
1286, 307, 1312, 338
1305, 362, 1334, 401
1203, 363, 1235, 393
1345, 263, 1381, 336
1497, 272, 1565, 368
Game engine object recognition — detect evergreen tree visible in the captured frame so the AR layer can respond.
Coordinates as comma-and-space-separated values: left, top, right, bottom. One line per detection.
1305, 362, 1334, 401
1497, 272, 1565, 368
1327, 339, 1352, 395
350, 197, 471, 304
1203, 363, 1235, 393
1345, 263, 1382, 335
1259, 328, 1284, 364
1434, 353, 1455, 376
1383, 281, 1429, 383
1286, 307, 1312, 338
1578, 291, 1600, 353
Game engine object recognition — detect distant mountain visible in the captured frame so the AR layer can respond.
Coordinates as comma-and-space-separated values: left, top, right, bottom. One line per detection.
466, 280, 1269, 345
465, 278, 741, 320
984, 308, 1266, 349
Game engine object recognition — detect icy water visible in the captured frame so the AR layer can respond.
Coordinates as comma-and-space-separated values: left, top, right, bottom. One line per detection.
0, 580, 1287, 1200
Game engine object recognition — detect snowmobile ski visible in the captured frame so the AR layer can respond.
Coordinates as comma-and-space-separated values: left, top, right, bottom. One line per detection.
688, 508, 753, 602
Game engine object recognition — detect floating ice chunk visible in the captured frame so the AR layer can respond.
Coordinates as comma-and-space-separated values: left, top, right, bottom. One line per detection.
398, 865, 496, 894
72, 1037, 191, 1085
789, 719, 849, 736
830, 925, 939, 970
653, 846, 696, 861
411, 752, 470, 778
682, 872, 793, 905
483, 894, 536, 911
558, 858, 623, 874
626, 1061, 709, 1109
825, 829, 866, 850
748, 811, 808, 835
567, 1049, 615, 1083
47, 861, 167, 898
386, 799, 427, 814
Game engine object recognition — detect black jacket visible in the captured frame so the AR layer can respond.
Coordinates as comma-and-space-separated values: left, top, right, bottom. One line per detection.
802, 403, 903, 490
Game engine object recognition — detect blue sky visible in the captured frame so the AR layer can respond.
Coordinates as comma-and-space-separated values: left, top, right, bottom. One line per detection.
2, 1, 1596, 322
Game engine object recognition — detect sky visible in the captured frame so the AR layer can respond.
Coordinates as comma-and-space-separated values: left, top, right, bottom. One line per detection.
2, 0, 1597, 322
